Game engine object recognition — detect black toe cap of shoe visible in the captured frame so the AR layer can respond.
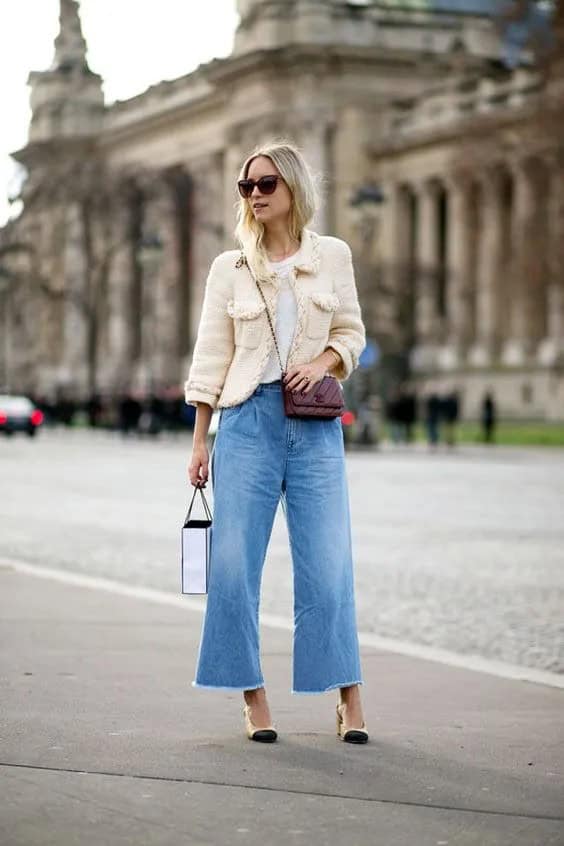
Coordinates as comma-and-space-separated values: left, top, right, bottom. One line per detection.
251, 729, 278, 743
343, 729, 368, 744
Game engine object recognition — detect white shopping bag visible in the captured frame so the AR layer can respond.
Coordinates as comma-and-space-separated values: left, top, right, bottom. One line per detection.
181, 485, 212, 595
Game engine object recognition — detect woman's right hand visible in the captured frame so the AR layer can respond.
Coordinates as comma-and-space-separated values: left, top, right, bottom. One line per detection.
188, 442, 210, 488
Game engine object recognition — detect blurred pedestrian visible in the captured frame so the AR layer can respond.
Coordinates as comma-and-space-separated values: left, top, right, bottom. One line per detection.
161, 386, 183, 434
118, 392, 141, 436
357, 395, 380, 447
402, 383, 417, 444
442, 388, 460, 447
180, 400, 196, 430
386, 382, 415, 445
482, 391, 497, 443
86, 392, 102, 428
425, 385, 441, 448
386, 385, 403, 444
55, 393, 77, 427
142, 391, 164, 436
35, 393, 55, 426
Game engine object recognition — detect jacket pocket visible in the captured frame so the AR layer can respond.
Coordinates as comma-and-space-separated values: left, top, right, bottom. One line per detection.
227, 299, 266, 349
306, 292, 340, 339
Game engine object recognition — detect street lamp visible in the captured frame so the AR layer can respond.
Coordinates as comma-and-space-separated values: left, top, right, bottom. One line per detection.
349, 182, 385, 257
137, 232, 164, 267
349, 182, 385, 207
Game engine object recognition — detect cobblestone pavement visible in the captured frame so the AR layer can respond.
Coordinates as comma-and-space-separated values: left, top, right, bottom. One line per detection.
1, 428, 563, 674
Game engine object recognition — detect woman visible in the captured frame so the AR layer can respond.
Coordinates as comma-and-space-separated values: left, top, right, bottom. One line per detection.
185, 141, 368, 744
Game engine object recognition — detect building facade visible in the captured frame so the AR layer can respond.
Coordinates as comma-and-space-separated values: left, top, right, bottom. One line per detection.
2, 0, 562, 419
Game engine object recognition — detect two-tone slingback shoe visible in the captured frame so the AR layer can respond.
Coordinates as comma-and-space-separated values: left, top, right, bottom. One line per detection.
336, 702, 369, 744
243, 704, 278, 743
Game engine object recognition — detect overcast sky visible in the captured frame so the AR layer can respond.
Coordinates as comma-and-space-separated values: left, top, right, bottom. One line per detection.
0, 0, 239, 225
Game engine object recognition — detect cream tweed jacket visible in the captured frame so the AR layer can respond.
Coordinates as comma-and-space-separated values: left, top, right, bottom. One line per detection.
184, 228, 366, 409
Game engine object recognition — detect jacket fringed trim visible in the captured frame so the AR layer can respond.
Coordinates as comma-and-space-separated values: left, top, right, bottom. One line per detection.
226, 300, 267, 320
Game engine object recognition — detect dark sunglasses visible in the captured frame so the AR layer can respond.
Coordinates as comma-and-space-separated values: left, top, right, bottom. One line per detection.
237, 174, 282, 199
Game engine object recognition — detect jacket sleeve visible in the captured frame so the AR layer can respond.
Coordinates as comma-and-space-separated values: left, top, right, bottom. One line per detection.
327, 240, 366, 380
184, 255, 235, 409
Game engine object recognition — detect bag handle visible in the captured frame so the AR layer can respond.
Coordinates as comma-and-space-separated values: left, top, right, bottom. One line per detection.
184, 484, 212, 525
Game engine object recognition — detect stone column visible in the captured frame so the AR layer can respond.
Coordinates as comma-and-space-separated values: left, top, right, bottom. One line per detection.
411, 179, 440, 371
332, 106, 372, 243
100, 199, 135, 392
223, 133, 243, 250
188, 153, 225, 353
36, 208, 65, 382
158, 176, 189, 386
442, 173, 475, 367
134, 190, 160, 392
377, 179, 410, 351
468, 169, 504, 366
378, 180, 403, 284
502, 159, 537, 365
299, 118, 331, 234
59, 202, 89, 395
538, 157, 564, 365
134, 178, 182, 390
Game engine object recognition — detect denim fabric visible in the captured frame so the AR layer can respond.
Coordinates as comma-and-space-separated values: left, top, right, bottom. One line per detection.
192, 380, 364, 694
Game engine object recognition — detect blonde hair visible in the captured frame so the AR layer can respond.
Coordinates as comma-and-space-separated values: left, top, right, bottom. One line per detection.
233, 139, 320, 281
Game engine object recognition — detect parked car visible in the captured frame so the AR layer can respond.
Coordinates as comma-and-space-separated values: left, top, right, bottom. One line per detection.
0, 395, 44, 437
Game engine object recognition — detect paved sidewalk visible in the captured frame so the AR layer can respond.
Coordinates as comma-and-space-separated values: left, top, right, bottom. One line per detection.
1, 564, 563, 846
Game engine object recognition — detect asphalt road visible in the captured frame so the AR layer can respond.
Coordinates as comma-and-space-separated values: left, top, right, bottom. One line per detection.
1, 427, 563, 675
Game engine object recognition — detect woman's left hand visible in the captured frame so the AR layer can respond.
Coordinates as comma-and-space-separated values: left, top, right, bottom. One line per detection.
283, 359, 327, 395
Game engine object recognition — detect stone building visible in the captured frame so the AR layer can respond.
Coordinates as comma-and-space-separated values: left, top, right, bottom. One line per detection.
2, 0, 562, 419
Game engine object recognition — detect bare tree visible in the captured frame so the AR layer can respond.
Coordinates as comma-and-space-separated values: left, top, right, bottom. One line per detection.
5, 144, 147, 396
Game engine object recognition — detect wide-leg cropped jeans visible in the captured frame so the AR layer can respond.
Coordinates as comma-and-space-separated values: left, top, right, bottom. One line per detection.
192, 380, 364, 694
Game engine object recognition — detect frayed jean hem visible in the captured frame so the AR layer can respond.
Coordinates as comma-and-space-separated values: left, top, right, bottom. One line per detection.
291, 679, 364, 695
192, 680, 265, 691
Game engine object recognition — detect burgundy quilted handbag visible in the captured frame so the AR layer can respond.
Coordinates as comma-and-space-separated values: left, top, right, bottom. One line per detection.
242, 252, 345, 420
282, 372, 345, 419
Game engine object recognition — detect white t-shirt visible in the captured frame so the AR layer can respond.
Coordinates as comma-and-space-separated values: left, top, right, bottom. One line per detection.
260, 252, 299, 383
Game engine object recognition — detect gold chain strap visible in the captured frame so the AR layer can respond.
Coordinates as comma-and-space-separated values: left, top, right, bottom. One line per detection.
241, 254, 287, 376
237, 251, 340, 377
